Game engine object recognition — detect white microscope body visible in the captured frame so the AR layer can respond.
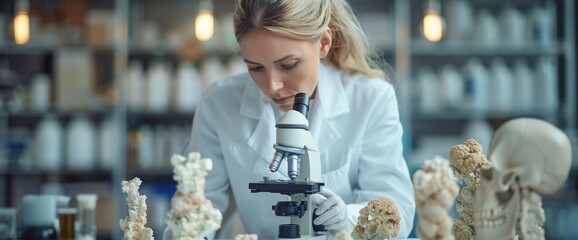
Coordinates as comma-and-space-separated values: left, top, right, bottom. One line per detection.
249, 93, 325, 239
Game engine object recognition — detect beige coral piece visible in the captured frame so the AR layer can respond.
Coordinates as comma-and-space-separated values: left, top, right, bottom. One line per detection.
331, 230, 354, 240
234, 234, 258, 240
449, 139, 492, 240
165, 152, 222, 240
413, 156, 459, 240
352, 197, 400, 240
119, 177, 154, 240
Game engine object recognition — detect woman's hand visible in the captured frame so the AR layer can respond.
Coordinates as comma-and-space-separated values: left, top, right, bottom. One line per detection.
310, 188, 353, 234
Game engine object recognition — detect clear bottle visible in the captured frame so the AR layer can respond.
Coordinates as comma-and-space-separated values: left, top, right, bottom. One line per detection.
75, 194, 98, 240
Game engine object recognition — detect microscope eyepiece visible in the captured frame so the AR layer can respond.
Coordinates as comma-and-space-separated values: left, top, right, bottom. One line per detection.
293, 93, 310, 118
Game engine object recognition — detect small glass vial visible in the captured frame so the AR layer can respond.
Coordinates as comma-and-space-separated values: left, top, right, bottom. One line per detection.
58, 208, 76, 240
75, 194, 98, 240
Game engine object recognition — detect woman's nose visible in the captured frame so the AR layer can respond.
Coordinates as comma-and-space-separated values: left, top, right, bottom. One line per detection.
266, 71, 283, 93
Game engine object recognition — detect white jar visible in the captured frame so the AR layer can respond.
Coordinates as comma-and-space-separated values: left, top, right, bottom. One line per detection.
490, 58, 514, 111
500, 7, 526, 46
35, 115, 62, 171
462, 58, 490, 112
226, 56, 248, 77
529, 7, 554, 47
201, 57, 225, 90
66, 114, 96, 171
147, 61, 172, 113
137, 125, 155, 169
512, 59, 534, 110
439, 65, 464, 110
476, 9, 500, 47
30, 74, 51, 112
98, 117, 118, 170
175, 61, 202, 112
416, 67, 440, 113
535, 57, 558, 110
127, 61, 145, 111
446, 0, 474, 41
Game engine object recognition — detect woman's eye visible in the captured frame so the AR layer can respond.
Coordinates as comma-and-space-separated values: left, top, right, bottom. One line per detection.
248, 66, 264, 72
280, 62, 298, 71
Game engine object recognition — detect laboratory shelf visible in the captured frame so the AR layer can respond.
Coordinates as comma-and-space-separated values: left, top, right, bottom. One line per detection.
410, 108, 558, 121
0, 169, 112, 180
410, 41, 564, 56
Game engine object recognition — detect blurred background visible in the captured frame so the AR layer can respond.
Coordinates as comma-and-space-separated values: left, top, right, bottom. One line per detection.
0, 0, 576, 239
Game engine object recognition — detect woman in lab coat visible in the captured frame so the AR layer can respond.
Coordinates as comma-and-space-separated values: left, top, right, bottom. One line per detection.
190, 0, 415, 238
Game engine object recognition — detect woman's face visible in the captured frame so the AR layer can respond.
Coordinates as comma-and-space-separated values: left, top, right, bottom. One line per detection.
239, 28, 332, 112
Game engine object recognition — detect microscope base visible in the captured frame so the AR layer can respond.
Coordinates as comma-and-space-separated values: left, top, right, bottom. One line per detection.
278, 234, 326, 240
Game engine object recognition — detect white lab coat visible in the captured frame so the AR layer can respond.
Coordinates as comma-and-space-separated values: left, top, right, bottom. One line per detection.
190, 63, 415, 238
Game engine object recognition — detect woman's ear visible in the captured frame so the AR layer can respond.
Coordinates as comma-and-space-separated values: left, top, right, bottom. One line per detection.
319, 28, 333, 58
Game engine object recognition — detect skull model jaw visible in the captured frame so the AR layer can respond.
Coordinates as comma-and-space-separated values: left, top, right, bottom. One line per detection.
474, 168, 520, 240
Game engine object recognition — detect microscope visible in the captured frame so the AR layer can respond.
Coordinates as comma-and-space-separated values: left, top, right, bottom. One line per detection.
249, 93, 326, 239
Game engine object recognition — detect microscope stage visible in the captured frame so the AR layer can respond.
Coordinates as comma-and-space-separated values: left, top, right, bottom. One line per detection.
249, 179, 324, 195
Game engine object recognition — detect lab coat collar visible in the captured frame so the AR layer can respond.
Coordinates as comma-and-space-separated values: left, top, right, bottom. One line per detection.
242, 63, 348, 174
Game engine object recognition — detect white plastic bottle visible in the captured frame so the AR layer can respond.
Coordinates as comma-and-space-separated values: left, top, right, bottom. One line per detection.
66, 114, 96, 171
175, 61, 202, 112
98, 117, 118, 170
500, 7, 526, 46
137, 125, 155, 169
462, 58, 490, 112
416, 67, 440, 113
147, 60, 172, 113
529, 7, 554, 47
127, 61, 145, 111
490, 58, 514, 112
512, 59, 534, 110
535, 57, 558, 110
30, 74, 51, 112
35, 115, 62, 171
446, 0, 474, 41
439, 65, 464, 110
201, 57, 225, 90
476, 9, 500, 47
226, 56, 248, 77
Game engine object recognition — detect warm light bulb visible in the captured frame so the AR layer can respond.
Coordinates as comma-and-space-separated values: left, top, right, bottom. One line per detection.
422, 10, 444, 42
14, 11, 30, 45
195, 10, 214, 41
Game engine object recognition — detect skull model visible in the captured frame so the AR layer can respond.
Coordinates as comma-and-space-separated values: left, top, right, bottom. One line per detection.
474, 118, 572, 240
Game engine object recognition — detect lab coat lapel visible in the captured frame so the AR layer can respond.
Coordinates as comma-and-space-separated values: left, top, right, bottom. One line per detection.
309, 64, 348, 154
241, 79, 288, 178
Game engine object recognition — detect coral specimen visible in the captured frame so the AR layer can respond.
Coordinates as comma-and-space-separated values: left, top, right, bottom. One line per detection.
331, 230, 354, 240
234, 234, 258, 240
413, 156, 459, 240
352, 197, 400, 240
165, 152, 222, 240
449, 139, 492, 240
120, 177, 154, 240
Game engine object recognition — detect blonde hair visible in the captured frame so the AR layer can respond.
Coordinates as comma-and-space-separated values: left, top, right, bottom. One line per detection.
234, 0, 386, 78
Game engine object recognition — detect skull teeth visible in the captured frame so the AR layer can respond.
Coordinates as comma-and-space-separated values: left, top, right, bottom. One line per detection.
474, 206, 506, 228
474, 217, 506, 228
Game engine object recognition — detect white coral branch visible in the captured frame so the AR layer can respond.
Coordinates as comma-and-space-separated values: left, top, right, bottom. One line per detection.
166, 152, 222, 240
120, 177, 154, 240
414, 156, 459, 240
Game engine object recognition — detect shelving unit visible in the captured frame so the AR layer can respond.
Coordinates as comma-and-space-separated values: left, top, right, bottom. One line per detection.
394, 0, 577, 238
0, 0, 575, 239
